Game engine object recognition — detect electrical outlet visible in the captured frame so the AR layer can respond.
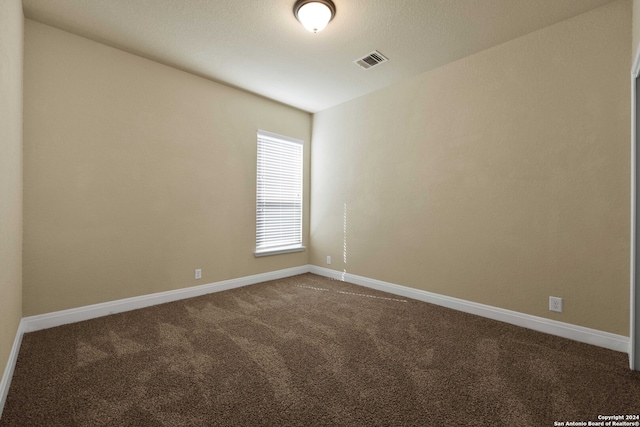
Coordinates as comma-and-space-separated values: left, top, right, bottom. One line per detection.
327, 256, 332, 265
195, 269, 202, 280
549, 296, 562, 313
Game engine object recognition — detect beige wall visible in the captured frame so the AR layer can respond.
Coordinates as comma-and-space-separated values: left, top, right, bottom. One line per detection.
0, 0, 23, 377
23, 20, 311, 316
634, 0, 640, 56
311, 0, 631, 335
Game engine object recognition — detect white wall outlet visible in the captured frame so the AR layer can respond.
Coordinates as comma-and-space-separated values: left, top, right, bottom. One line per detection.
549, 296, 562, 313
195, 269, 202, 280
327, 256, 332, 265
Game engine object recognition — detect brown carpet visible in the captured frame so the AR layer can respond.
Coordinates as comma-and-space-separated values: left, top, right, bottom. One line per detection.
1, 273, 639, 426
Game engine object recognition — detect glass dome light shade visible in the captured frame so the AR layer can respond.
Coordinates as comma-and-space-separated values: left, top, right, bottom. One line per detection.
295, 1, 335, 33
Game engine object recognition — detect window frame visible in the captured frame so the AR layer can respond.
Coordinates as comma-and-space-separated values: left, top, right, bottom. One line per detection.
254, 130, 305, 257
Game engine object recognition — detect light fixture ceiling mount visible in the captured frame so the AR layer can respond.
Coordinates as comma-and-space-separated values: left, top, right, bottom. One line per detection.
293, 0, 336, 33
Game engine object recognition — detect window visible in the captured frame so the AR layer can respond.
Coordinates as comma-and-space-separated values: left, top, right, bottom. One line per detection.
255, 130, 304, 256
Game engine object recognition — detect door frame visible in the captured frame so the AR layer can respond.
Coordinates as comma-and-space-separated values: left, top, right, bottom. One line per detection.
630, 43, 640, 370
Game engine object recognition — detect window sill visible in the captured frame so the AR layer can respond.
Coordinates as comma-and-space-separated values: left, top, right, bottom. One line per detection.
254, 246, 306, 258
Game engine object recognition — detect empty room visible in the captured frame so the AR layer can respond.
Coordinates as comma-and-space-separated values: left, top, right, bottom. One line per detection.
2, 0, 640, 425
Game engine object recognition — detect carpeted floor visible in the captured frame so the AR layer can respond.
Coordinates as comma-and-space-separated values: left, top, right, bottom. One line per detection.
1, 273, 639, 426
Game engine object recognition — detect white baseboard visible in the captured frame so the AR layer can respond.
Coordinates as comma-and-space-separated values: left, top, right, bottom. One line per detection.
22, 265, 310, 333
309, 265, 630, 354
0, 319, 26, 416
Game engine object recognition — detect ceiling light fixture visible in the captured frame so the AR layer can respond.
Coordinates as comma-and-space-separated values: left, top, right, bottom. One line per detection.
293, 0, 336, 33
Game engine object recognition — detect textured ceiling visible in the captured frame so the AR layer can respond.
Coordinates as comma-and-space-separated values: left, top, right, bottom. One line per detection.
22, 0, 617, 113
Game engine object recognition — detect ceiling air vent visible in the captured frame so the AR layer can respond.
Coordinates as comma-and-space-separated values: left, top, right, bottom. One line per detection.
354, 50, 388, 70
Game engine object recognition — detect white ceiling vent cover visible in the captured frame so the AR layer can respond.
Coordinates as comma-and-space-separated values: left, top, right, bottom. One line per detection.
354, 50, 388, 70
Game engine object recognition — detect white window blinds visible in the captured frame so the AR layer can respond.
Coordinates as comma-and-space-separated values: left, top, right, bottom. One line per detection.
256, 131, 303, 254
